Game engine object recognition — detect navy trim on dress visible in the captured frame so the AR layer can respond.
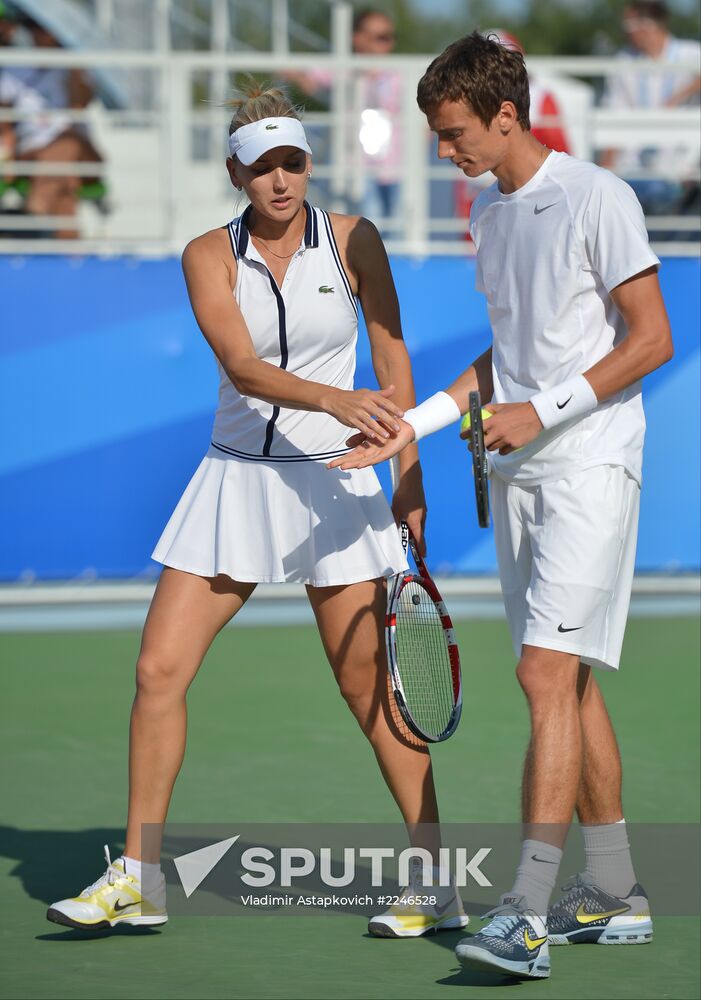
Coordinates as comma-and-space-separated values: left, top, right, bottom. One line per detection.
228, 201, 323, 456
225, 221, 238, 260
211, 441, 350, 463
236, 205, 251, 256
235, 202, 317, 258
304, 202, 319, 248
260, 271, 288, 456
321, 211, 358, 316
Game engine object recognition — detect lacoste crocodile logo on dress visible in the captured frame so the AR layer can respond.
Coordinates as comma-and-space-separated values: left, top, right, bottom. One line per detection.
318, 286, 335, 294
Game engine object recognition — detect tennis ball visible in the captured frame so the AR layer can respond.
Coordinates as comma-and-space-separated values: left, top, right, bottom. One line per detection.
460, 407, 493, 434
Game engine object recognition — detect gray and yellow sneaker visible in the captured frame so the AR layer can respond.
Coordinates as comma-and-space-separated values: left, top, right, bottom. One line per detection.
548, 872, 652, 945
455, 894, 550, 979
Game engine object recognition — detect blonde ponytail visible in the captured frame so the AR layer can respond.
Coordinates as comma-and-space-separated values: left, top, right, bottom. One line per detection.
228, 78, 301, 136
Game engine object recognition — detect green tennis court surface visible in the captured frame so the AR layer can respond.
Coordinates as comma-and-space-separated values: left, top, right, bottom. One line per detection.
1, 619, 699, 999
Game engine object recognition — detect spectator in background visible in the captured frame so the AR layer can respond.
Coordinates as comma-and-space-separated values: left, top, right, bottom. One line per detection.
288, 8, 403, 229
0, 9, 103, 238
0, 6, 16, 168
601, 1, 700, 215
351, 8, 403, 225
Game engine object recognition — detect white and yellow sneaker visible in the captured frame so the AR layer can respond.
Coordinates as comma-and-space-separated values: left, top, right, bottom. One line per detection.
368, 860, 469, 938
47, 845, 167, 930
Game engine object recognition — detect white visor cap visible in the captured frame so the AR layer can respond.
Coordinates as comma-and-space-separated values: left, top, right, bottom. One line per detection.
228, 116, 312, 165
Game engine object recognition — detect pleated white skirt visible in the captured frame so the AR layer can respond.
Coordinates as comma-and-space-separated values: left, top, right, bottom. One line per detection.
151, 447, 408, 587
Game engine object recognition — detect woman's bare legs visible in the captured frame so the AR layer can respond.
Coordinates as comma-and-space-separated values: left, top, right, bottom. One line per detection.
124, 568, 255, 861
307, 578, 442, 861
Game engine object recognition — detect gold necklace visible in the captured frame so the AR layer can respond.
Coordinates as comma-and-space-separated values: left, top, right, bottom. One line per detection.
250, 222, 305, 260
250, 236, 299, 259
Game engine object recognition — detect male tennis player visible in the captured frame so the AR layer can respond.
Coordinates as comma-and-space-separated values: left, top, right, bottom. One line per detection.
330, 31, 673, 980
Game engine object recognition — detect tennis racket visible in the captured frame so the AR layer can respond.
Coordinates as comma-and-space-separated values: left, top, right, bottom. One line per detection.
469, 390, 490, 529
385, 457, 462, 743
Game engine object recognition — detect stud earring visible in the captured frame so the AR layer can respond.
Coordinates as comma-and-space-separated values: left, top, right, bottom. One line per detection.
307, 172, 312, 179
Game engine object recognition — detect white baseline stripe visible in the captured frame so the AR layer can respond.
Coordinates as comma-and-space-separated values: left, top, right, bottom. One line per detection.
0, 577, 697, 632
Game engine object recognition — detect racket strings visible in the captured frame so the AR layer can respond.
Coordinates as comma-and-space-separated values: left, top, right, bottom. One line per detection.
394, 580, 455, 740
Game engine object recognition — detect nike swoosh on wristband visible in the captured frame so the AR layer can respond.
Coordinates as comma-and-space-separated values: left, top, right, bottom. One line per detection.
558, 623, 583, 633
534, 203, 557, 215
556, 395, 573, 409
114, 898, 141, 912
531, 854, 558, 864
575, 903, 630, 925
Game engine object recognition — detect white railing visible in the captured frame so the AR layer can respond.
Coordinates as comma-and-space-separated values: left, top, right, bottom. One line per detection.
0, 47, 699, 256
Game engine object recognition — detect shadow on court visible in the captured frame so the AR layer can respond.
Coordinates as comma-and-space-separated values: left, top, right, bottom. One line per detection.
0, 825, 127, 906
363, 929, 524, 988
37, 925, 163, 942
438, 969, 523, 988
2, 823, 495, 963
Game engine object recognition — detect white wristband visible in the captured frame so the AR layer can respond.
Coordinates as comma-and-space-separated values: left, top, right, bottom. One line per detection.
403, 391, 461, 442
530, 375, 598, 430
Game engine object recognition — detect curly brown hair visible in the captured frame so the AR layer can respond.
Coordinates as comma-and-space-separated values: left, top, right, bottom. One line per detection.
417, 31, 531, 130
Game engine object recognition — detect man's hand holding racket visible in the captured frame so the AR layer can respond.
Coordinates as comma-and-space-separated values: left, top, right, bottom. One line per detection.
465, 401, 543, 455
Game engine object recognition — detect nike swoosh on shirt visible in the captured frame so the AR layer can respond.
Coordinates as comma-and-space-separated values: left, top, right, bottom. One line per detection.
558, 624, 583, 633
534, 203, 557, 215
556, 395, 573, 409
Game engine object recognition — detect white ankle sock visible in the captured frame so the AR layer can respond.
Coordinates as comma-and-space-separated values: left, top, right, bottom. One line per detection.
120, 856, 162, 883
582, 819, 637, 897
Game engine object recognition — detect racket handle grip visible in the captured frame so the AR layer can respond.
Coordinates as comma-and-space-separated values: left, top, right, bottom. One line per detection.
389, 455, 401, 493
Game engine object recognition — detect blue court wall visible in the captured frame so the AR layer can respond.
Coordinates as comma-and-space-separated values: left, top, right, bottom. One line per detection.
1, 254, 698, 580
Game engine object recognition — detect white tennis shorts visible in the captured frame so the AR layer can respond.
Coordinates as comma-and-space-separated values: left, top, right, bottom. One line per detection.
491, 464, 640, 671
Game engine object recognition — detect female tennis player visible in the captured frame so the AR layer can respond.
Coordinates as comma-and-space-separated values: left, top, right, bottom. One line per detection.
47, 84, 468, 939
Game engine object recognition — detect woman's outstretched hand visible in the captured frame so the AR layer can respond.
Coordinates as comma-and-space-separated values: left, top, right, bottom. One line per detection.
327, 420, 416, 470
321, 385, 403, 443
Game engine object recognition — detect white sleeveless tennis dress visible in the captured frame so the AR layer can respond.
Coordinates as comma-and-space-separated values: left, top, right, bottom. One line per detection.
152, 203, 407, 586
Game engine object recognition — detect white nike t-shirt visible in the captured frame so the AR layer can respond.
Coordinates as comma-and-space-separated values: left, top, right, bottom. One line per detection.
470, 151, 660, 486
